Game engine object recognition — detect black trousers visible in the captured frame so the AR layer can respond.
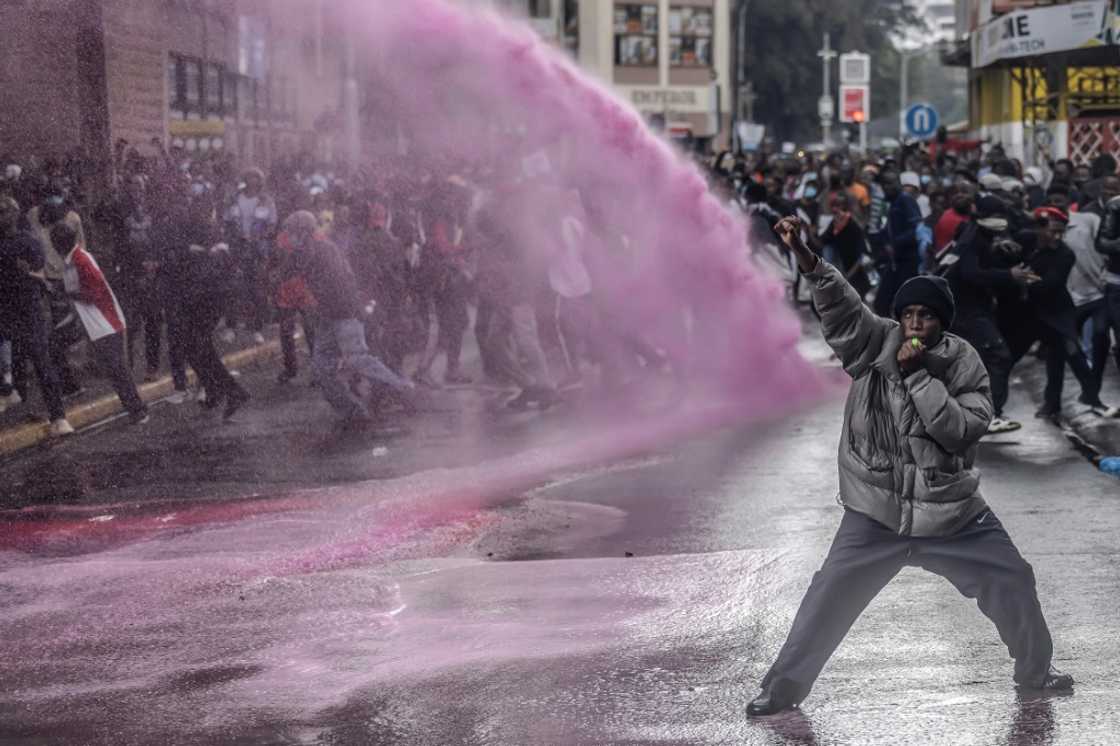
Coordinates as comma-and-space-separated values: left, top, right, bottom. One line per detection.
1005, 319, 1099, 410
953, 313, 1013, 417
1076, 298, 1111, 397
278, 308, 316, 375
178, 303, 242, 401
760, 509, 1054, 705
3, 305, 66, 421
91, 333, 146, 416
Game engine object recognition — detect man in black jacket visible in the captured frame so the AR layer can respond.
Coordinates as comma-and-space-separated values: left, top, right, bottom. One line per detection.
1008, 208, 1112, 419
946, 197, 1039, 433
0, 196, 72, 434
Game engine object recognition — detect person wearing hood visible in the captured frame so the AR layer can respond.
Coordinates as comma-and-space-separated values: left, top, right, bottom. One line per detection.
943, 196, 1040, 433
747, 215, 1073, 717
278, 210, 416, 427
872, 171, 924, 318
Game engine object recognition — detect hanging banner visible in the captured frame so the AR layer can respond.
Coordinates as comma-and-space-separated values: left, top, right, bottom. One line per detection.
972, 0, 1109, 68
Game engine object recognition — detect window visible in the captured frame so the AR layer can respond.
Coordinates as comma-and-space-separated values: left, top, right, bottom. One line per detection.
168, 55, 184, 114
205, 62, 223, 117
669, 6, 712, 68
614, 3, 658, 67
528, 0, 551, 18
563, 0, 579, 56
183, 58, 202, 114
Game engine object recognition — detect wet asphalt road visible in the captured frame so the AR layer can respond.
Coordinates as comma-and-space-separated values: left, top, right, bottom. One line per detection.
0, 343, 1117, 745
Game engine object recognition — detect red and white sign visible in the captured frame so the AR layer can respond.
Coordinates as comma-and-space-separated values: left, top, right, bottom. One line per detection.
839, 85, 869, 123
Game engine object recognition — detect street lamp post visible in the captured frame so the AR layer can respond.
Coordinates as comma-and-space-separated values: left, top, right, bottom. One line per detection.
818, 33, 837, 146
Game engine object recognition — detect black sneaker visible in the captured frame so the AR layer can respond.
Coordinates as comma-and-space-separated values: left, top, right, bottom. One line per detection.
222, 389, 250, 420
1034, 406, 1061, 422
130, 410, 151, 426
1018, 666, 1074, 692
746, 689, 796, 717
277, 368, 298, 384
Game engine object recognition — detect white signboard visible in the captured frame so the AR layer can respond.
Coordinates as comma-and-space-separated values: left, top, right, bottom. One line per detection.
972, 0, 1108, 68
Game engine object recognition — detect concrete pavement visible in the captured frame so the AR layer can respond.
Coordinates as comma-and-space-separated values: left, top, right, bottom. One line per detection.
0, 334, 1117, 744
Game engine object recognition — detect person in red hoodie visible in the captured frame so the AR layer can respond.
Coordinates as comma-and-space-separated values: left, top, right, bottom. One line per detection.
932, 185, 975, 261
51, 222, 149, 425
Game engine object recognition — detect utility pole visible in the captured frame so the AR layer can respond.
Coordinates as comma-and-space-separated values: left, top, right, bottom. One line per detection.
817, 32, 837, 146
732, 0, 751, 151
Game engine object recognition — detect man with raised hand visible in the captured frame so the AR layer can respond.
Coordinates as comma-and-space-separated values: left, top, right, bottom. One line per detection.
746, 215, 1073, 718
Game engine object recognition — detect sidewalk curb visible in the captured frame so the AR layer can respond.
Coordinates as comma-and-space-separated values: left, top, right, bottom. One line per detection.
0, 341, 281, 457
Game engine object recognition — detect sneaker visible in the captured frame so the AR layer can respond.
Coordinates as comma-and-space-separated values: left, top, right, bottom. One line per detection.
277, 369, 298, 384
1085, 401, 1120, 418
0, 390, 21, 413
987, 418, 1022, 434
166, 390, 188, 405
222, 388, 250, 420
1018, 666, 1074, 692
130, 410, 150, 425
746, 689, 796, 717
49, 418, 75, 437
1034, 406, 1061, 421
62, 385, 85, 401
219, 328, 236, 344
252, 332, 266, 345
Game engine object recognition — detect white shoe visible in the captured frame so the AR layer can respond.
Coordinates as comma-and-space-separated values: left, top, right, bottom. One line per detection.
987, 417, 1022, 434
1089, 403, 1120, 418
219, 328, 236, 344
49, 418, 75, 437
194, 388, 208, 403
166, 390, 188, 405
0, 390, 21, 413
252, 332, 266, 345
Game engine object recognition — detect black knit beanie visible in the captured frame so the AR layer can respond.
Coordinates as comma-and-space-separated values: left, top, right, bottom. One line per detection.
892, 274, 956, 329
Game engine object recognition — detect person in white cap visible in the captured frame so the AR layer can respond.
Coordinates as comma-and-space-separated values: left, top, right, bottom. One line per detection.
900, 171, 930, 218
978, 173, 1004, 196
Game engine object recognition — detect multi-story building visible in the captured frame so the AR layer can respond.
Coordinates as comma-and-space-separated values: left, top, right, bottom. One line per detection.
464, 0, 732, 149
946, 0, 1120, 164
0, 0, 356, 177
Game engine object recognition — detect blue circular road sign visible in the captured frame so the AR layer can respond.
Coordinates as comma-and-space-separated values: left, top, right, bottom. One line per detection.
904, 103, 939, 140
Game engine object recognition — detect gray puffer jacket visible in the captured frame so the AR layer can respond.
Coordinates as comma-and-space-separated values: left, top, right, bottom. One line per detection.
807, 260, 994, 537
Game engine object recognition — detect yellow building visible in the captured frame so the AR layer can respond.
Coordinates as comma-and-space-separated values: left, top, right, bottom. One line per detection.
950, 0, 1120, 165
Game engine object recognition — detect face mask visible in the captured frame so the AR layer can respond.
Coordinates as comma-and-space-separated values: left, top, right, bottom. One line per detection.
804, 187, 818, 199
46, 195, 64, 207
977, 217, 1008, 233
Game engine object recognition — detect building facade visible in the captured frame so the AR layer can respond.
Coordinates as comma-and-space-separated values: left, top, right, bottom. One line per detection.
466, 0, 732, 149
948, 0, 1120, 164
0, 0, 355, 175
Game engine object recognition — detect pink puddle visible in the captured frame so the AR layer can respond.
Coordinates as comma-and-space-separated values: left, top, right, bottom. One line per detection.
1, 0, 841, 572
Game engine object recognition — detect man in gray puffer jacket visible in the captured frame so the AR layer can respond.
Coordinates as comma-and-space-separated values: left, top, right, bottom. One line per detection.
747, 216, 1073, 718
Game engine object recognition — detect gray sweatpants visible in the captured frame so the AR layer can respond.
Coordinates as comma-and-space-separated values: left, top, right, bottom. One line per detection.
760, 508, 1054, 704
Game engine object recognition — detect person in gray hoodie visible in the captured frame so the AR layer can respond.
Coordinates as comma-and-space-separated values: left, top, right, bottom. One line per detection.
746, 215, 1073, 718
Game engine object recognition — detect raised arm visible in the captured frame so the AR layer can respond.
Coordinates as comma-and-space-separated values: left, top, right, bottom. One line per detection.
776, 216, 892, 378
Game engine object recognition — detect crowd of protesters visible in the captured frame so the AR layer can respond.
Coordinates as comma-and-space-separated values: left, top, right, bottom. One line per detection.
707, 136, 1120, 434
4, 132, 1120, 439
0, 139, 679, 436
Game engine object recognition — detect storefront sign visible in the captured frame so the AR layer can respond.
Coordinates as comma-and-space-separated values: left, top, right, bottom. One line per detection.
628, 88, 701, 110
972, 0, 1108, 68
